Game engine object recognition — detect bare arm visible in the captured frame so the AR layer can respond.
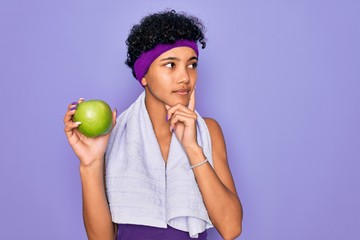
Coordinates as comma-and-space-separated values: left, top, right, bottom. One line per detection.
64, 100, 117, 240
166, 88, 242, 239
80, 160, 117, 240
186, 118, 243, 240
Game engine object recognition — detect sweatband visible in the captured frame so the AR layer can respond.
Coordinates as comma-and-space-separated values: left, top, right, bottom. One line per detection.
134, 39, 199, 83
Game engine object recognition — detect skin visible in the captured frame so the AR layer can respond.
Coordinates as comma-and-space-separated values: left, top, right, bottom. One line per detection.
64, 46, 243, 240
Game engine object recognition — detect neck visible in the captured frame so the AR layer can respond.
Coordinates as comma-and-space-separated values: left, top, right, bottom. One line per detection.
144, 89, 171, 137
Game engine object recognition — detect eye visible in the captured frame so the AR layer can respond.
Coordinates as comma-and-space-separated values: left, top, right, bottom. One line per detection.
188, 62, 198, 69
165, 62, 175, 68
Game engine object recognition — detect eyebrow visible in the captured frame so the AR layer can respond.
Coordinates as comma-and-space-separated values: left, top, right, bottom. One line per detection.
159, 56, 198, 62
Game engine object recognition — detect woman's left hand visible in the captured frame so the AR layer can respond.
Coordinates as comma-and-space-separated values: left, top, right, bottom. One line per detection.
165, 88, 199, 151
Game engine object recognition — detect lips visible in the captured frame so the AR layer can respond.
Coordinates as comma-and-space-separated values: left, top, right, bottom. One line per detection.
174, 89, 190, 95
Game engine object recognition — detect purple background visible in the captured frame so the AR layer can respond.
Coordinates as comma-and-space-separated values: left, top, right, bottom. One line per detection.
1, 0, 359, 239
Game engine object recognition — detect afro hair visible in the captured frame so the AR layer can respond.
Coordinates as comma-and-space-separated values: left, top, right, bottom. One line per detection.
125, 10, 207, 78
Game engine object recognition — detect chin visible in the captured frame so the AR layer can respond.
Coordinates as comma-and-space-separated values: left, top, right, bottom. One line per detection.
169, 98, 189, 107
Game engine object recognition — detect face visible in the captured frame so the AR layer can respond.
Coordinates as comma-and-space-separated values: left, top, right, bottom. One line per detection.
142, 46, 198, 107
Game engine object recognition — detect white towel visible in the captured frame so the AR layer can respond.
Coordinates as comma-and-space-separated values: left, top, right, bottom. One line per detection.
105, 91, 214, 238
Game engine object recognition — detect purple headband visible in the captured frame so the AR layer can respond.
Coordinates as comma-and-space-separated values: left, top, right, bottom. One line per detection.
134, 39, 199, 83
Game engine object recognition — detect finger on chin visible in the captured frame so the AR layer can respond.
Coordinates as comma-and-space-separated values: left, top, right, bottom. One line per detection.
188, 88, 196, 111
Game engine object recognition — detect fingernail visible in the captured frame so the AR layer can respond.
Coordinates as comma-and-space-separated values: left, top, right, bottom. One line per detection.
70, 106, 77, 111
74, 122, 81, 125
170, 126, 176, 133
71, 102, 78, 105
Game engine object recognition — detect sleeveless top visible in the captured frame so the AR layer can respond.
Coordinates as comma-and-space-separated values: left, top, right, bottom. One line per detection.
116, 224, 208, 240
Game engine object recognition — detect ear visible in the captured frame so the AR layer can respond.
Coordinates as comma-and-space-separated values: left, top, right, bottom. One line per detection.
141, 77, 147, 86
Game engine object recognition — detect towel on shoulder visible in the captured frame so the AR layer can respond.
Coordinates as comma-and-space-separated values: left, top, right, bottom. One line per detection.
105, 91, 214, 238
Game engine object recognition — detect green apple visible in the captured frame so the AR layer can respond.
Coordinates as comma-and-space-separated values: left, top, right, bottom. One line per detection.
73, 99, 112, 138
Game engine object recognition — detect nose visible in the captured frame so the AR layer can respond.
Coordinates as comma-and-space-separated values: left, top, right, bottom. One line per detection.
177, 67, 191, 84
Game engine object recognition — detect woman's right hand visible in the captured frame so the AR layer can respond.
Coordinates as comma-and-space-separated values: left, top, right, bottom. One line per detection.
63, 98, 117, 167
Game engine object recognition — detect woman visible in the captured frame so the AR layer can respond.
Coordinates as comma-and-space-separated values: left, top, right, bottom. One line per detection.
64, 10, 242, 240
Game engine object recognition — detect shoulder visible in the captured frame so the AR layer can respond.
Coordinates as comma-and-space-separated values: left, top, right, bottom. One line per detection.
203, 117, 219, 128
203, 117, 227, 164
203, 117, 225, 144
204, 117, 222, 135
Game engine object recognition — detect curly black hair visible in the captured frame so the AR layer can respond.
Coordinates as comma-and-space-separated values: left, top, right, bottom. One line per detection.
125, 10, 207, 78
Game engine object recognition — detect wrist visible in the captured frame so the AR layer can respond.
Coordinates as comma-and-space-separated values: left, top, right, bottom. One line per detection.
79, 157, 105, 174
184, 144, 206, 165
79, 159, 106, 192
